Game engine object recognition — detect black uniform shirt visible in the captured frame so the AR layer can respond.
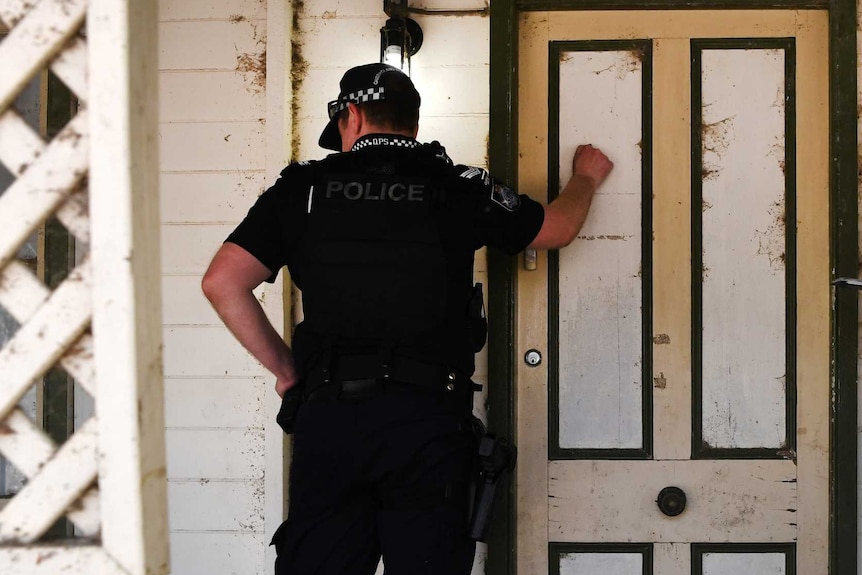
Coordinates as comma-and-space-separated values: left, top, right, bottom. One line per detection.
226, 134, 544, 374
228, 135, 544, 278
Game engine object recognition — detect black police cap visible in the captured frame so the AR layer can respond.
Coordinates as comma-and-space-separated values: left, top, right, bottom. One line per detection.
318, 63, 421, 151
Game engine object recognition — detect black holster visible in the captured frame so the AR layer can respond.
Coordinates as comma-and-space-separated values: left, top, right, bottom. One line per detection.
468, 283, 487, 353
468, 417, 517, 542
276, 383, 305, 435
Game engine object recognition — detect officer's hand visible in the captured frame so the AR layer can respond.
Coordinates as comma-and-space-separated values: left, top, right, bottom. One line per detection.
274, 359, 299, 398
573, 144, 613, 189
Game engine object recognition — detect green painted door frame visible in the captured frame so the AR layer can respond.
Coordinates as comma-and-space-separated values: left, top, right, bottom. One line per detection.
486, 1, 857, 573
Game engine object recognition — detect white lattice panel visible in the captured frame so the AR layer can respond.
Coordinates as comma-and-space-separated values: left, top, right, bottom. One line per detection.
0, 0, 166, 573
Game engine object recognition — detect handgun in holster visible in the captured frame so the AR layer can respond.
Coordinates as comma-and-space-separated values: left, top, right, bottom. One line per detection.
469, 418, 517, 542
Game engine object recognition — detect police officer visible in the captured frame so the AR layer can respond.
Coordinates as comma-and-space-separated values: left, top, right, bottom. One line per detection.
202, 63, 612, 575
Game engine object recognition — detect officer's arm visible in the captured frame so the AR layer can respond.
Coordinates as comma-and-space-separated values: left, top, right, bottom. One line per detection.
529, 144, 613, 250
202, 242, 298, 397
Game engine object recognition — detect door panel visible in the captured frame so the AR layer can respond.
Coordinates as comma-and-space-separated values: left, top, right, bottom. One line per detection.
694, 41, 794, 455
550, 41, 651, 457
692, 544, 796, 575
548, 460, 796, 541
551, 544, 651, 575
516, 10, 829, 575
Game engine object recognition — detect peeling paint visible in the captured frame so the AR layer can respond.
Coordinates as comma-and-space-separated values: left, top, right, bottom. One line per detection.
592, 49, 643, 80
768, 136, 786, 175
653, 334, 671, 344
236, 50, 267, 94
653, 372, 667, 389
755, 196, 786, 271
576, 234, 629, 241
777, 448, 797, 463
701, 114, 736, 178
701, 166, 717, 181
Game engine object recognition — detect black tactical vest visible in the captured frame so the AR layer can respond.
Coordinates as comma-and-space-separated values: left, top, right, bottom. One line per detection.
292, 142, 479, 375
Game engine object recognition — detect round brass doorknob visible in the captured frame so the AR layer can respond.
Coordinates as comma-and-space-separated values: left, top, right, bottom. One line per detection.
657, 486, 687, 517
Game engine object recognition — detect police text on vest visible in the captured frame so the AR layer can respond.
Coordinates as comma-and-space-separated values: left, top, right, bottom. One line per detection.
326, 181, 425, 201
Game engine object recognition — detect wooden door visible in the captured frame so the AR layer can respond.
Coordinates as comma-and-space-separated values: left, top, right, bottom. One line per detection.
516, 10, 828, 575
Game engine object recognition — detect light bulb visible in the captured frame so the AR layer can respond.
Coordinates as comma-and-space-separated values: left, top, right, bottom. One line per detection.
383, 45, 404, 70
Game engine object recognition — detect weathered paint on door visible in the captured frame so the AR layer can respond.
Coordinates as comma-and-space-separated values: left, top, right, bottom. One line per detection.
516, 10, 828, 574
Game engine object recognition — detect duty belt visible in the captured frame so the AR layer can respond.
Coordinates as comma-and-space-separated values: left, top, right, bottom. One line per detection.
303, 354, 468, 402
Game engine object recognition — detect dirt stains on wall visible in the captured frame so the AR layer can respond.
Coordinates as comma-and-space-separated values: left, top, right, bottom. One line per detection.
236, 50, 267, 94
232, 11, 266, 94
290, 0, 308, 163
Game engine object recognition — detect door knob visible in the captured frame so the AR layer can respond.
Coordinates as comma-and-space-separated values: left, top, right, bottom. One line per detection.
657, 486, 686, 517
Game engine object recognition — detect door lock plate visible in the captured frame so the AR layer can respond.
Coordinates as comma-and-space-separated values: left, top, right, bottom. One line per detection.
524, 349, 542, 366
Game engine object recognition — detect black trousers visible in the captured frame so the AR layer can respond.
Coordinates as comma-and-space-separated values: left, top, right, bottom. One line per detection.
271, 387, 476, 575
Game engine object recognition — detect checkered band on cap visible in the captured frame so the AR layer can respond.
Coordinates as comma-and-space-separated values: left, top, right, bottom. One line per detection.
347, 86, 386, 103
331, 87, 387, 116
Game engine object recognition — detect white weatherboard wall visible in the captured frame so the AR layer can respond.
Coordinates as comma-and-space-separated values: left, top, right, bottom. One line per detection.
158, 0, 286, 573
157, 0, 491, 573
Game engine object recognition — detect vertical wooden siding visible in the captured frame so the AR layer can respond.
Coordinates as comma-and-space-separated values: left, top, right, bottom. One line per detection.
157, 0, 285, 573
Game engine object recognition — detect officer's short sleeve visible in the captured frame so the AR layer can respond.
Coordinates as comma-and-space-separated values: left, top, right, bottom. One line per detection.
225, 164, 307, 282
461, 168, 545, 255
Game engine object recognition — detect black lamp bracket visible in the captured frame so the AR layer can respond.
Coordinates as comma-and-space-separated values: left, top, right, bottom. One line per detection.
381, 1, 423, 59
384, 0, 409, 18
384, 0, 488, 17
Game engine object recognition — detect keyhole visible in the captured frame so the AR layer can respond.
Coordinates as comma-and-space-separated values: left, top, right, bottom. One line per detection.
524, 349, 542, 366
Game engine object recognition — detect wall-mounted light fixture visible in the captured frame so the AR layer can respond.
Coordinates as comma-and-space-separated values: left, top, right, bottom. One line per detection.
380, 0, 423, 75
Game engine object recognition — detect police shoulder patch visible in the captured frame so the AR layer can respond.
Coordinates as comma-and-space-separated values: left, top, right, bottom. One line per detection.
458, 166, 489, 184
490, 180, 520, 211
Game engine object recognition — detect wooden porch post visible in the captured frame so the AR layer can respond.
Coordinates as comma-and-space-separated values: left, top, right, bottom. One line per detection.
89, 0, 169, 573
0, 0, 167, 572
